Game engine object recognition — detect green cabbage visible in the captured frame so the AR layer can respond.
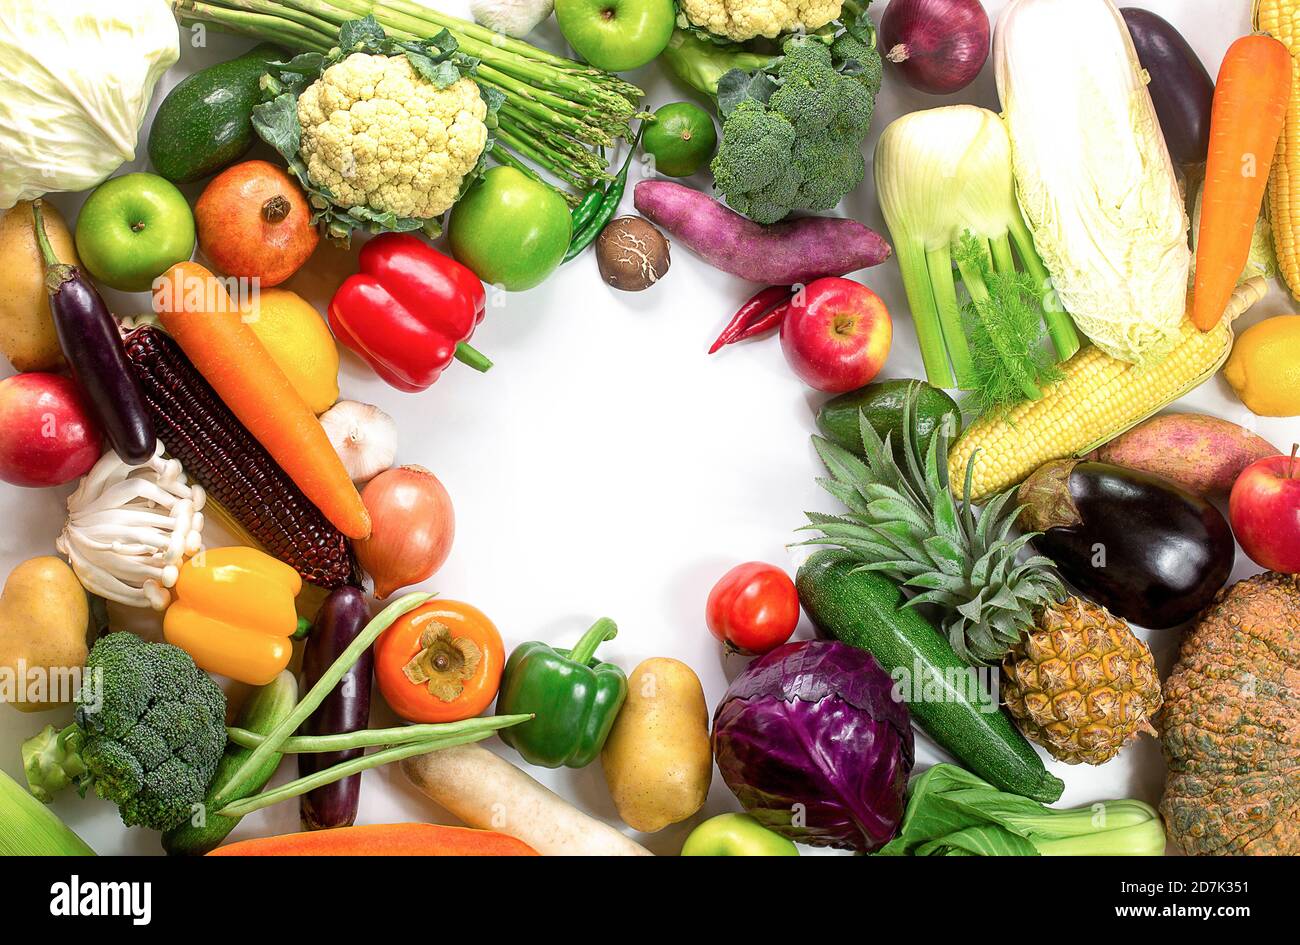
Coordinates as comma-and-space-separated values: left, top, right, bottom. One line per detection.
0, 1, 178, 208
995, 0, 1190, 366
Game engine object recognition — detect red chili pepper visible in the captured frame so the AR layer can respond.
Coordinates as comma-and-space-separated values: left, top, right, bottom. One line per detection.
731, 299, 792, 344
328, 233, 491, 392
709, 285, 794, 354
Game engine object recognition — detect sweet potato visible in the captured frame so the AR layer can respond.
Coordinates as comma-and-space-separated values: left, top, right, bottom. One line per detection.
633, 180, 890, 284
1088, 413, 1278, 496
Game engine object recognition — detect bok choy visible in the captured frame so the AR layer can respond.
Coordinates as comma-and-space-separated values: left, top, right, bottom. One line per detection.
877, 764, 1167, 856
874, 104, 1080, 399
995, 0, 1190, 367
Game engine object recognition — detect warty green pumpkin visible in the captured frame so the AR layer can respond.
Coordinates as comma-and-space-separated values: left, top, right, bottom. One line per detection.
1158, 572, 1300, 855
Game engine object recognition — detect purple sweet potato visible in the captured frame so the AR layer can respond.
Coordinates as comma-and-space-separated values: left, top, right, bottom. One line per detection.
633, 179, 890, 284
1088, 413, 1278, 496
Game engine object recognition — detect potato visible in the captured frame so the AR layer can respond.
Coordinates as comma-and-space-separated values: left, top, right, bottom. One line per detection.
0, 557, 89, 712
0, 200, 75, 372
601, 657, 712, 833
1089, 413, 1278, 497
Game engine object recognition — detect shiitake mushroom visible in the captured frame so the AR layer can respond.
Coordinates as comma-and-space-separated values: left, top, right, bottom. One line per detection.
596, 216, 670, 291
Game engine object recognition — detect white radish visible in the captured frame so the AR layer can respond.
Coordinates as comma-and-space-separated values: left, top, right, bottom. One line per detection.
400, 744, 653, 856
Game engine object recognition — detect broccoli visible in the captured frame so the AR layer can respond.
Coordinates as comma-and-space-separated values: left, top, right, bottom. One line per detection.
22, 633, 227, 833
709, 15, 883, 225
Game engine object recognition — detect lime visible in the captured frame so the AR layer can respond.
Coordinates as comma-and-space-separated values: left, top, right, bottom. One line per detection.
643, 102, 718, 178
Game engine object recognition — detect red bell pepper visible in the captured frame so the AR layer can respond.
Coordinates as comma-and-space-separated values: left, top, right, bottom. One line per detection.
328, 233, 492, 392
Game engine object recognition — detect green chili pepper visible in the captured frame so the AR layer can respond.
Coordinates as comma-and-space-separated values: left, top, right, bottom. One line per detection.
570, 189, 605, 234
495, 618, 628, 768
564, 124, 646, 263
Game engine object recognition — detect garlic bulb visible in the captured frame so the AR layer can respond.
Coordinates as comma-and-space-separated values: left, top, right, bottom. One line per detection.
56, 442, 205, 611
469, 0, 554, 39
319, 400, 398, 483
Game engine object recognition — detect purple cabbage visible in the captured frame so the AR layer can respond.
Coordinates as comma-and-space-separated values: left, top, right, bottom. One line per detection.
713, 640, 914, 852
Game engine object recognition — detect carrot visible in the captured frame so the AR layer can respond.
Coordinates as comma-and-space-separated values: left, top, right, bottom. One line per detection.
153, 262, 370, 539
1192, 35, 1292, 331
206, 823, 538, 856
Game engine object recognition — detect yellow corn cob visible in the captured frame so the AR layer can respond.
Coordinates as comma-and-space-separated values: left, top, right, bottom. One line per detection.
950, 278, 1267, 502
1256, 0, 1300, 297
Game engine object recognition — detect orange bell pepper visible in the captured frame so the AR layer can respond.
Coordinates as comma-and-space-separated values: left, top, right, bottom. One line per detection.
163, 546, 302, 685
374, 600, 505, 723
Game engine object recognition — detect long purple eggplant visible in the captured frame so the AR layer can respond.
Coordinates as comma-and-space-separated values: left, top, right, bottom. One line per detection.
1121, 8, 1214, 165
299, 586, 373, 830
32, 201, 155, 465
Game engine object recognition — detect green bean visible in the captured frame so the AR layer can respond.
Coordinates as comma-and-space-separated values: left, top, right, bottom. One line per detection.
214, 731, 492, 819
210, 592, 433, 809
226, 713, 533, 753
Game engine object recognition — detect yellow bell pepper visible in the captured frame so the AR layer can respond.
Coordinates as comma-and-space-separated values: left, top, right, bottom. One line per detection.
163, 546, 302, 685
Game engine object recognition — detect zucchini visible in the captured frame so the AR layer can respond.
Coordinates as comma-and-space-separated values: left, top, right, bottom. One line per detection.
796, 550, 1064, 803
161, 670, 298, 856
148, 43, 284, 183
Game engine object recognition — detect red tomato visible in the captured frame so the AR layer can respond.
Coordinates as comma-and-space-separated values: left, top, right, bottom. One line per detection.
706, 562, 799, 655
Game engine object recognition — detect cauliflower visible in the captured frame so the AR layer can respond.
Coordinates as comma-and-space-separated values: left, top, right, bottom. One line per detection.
296, 53, 489, 224
679, 0, 842, 42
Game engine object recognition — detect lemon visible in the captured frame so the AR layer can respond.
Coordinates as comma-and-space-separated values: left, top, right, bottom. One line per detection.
243, 288, 339, 414
1223, 315, 1300, 417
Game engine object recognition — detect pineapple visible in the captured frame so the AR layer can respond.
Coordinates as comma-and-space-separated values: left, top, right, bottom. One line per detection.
805, 385, 1161, 764
805, 387, 1062, 664
1002, 597, 1161, 765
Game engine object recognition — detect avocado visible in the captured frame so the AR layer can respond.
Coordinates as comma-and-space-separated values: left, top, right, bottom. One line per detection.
816, 379, 961, 458
148, 43, 285, 184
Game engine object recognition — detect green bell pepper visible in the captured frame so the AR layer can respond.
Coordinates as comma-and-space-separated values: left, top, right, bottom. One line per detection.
496, 618, 627, 769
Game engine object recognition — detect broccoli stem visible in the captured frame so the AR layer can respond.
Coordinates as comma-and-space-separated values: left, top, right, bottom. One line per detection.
925, 245, 976, 389
226, 713, 533, 753
20, 725, 88, 804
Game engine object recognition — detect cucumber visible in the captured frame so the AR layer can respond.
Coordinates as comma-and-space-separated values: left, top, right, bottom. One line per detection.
161, 670, 298, 856
148, 44, 284, 183
796, 550, 1064, 803
816, 379, 961, 459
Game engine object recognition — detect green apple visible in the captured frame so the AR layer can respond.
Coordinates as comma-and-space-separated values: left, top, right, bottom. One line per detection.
74, 173, 195, 293
680, 813, 800, 856
448, 167, 572, 292
555, 0, 675, 72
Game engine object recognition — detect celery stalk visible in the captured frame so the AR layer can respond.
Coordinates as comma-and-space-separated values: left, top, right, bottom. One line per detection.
925, 246, 975, 389
898, 240, 956, 389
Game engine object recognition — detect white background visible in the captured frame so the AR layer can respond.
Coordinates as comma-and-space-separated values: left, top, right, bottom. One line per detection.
2, 0, 1297, 856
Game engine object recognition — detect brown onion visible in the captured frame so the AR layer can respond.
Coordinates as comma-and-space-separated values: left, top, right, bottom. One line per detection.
355, 465, 455, 599
880, 0, 990, 95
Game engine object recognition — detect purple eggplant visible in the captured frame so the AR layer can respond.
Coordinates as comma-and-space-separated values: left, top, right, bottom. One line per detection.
1121, 8, 1214, 165
1019, 460, 1234, 629
299, 586, 372, 830
31, 201, 155, 465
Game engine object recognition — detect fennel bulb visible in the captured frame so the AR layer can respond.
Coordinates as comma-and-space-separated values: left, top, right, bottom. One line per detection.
994, 0, 1190, 366
874, 104, 1079, 394
0, 0, 179, 208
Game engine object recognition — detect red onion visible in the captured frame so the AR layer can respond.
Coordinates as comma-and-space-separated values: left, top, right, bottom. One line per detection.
880, 0, 990, 95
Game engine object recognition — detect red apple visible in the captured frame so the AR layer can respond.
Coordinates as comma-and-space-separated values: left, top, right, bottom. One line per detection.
1229, 446, 1300, 573
780, 278, 892, 393
0, 373, 102, 487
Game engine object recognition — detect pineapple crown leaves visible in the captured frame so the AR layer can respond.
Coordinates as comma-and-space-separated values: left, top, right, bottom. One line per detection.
799, 382, 1065, 664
